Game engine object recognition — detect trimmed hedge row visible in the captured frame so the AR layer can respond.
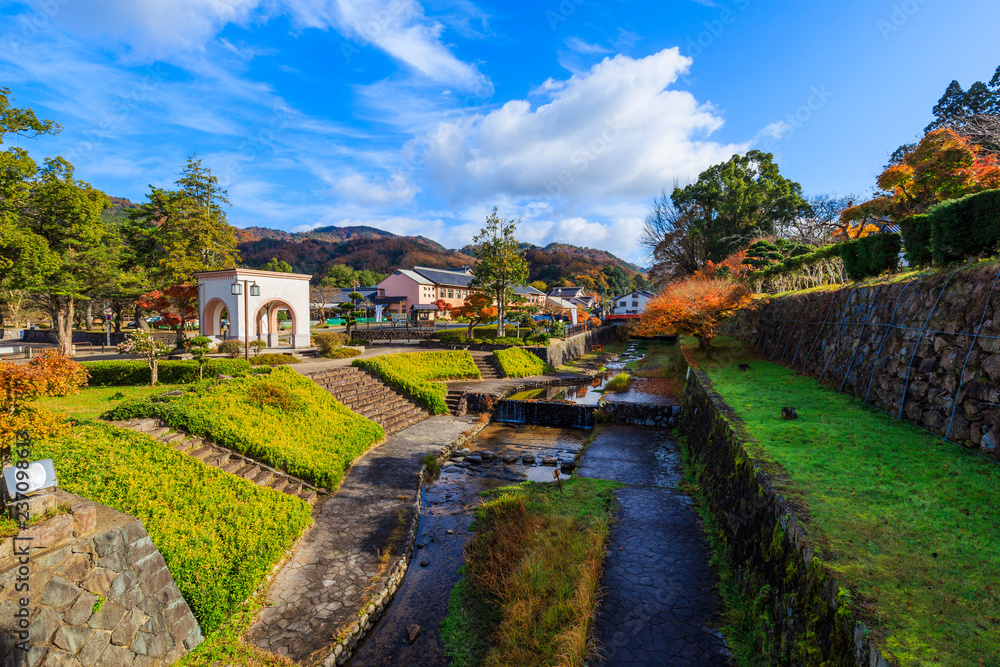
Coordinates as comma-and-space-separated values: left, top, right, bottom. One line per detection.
839, 233, 901, 280
82, 359, 253, 386
102, 367, 384, 490
928, 189, 1000, 264
493, 348, 553, 378
899, 214, 932, 266
354, 351, 480, 414
34, 422, 312, 634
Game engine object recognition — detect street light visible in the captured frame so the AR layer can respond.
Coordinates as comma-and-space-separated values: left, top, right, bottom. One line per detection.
231, 278, 260, 360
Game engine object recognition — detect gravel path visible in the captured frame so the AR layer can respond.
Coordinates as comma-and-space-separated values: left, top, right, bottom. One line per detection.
577, 426, 730, 666
246, 415, 479, 663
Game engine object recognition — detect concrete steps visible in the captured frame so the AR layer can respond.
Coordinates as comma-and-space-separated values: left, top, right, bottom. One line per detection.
110, 418, 324, 506
473, 354, 504, 380
306, 367, 429, 435
445, 389, 465, 417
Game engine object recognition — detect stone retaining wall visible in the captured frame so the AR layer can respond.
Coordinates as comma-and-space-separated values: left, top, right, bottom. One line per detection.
321, 420, 490, 667
681, 350, 893, 667
724, 264, 1000, 460
529, 325, 619, 368
601, 402, 681, 428
0, 490, 202, 666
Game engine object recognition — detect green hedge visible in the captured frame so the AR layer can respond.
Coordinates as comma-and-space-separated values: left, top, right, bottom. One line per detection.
354, 351, 480, 414
102, 367, 384, 490
494, 348, 552, 378
82, 359, 253, 386
839, 233, 901, 280
35, 422, 311, 634
899, 214, 933, 266
929, 189, 1000, 264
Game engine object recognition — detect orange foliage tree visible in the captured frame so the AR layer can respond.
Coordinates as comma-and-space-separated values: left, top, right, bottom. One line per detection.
454, 292, 497, 338
636, 277, 752, 353
0, 351, 89, 444
136, 284, 198, 346
842, 128, 1000, 227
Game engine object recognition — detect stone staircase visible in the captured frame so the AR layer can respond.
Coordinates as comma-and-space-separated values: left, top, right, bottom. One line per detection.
445, 389, 466, 416
109, 417, 321, 504
473, 353, 504, 380
307, 367, 428, 435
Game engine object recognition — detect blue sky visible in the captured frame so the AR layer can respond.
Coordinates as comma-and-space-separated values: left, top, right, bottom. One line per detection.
3, 0, 1000, 265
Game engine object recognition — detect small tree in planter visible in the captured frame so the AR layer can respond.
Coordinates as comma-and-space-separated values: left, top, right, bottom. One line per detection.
185, 335, 214, 381
117, 330, 171, 386
248, 339, 267, 357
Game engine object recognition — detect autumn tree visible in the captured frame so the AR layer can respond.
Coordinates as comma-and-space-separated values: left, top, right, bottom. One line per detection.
454, 292, 497, 338
841, 128, 1000, 228
117, 330, 171, 386
0, 351, 88, 444
470, 208, 528, 337
636, 277, 752, 354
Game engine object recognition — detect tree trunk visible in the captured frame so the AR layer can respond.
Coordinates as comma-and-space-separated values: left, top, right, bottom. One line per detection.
50, 296, 76, 357
135, 305, 149, 330
84, 301, 93, 331
149, 359, 158, 386
113, 302, 124, 333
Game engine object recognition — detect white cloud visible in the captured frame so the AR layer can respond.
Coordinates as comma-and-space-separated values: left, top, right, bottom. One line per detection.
565, 37, 610, 55
415, 48, 746, 205
31, 0, 490, 90
333, 172, 419, 205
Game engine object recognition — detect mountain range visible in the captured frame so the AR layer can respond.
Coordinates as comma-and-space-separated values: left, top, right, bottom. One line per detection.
104, 198, 646, 290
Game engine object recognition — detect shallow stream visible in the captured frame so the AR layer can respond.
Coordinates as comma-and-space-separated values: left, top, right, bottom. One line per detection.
347, 424, 587, 667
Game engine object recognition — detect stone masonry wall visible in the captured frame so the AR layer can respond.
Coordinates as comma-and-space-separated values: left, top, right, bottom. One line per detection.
681, 351, 893, 666
0, 490, 202, 666
529, 325, 619, 368
725, 263, 1000, 460
601, 402, 681, 428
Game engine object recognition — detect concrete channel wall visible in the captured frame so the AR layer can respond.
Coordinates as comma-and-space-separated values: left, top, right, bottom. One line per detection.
680, 349, 893, 666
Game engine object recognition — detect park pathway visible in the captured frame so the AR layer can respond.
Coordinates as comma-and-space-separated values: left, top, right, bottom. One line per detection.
576, 426, 730, 666
246, 414, 480, 663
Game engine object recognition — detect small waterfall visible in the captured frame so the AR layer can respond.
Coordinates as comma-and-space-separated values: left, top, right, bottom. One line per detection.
495, 399, 596, 429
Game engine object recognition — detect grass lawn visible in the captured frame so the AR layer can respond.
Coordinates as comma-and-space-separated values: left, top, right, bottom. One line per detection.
34, 422, 312, 635
102, 367, 384, 490
354, 351, 480, 414
36, 384, 167, 421
441, 478, 619, 667
493, 348, 552, 378
692, 337, 1000, 667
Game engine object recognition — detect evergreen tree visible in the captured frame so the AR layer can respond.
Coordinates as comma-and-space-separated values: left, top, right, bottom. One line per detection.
470, 208, 528, 337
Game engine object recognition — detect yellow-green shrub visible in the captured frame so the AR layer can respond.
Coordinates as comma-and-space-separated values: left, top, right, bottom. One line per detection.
103, 367, 383, 489
354, 351, 480, 414
493, 348, 552, 378
34, 422, 311, 634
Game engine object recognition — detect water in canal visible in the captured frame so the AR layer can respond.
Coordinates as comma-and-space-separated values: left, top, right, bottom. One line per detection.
347, 424, 587, 667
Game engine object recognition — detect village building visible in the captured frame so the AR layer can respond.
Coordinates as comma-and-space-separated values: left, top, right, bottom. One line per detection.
610, 290, 656, 316
548, 286, 600, 310
376, 266, 546, 321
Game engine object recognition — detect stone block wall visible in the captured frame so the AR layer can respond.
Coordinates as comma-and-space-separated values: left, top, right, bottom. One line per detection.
725, 263, 1000, 460
529, 325, 619, 368
681, 351, 893, 666
601, 402, 681, 427
0, 490, 203, 666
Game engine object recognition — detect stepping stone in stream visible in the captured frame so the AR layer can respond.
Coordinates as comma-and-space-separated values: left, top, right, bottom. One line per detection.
522, 454, 536, 464
502, 454, 518, 463
542, 456, 558, 466
444, 466, 461, 474
466, 455, 483, 464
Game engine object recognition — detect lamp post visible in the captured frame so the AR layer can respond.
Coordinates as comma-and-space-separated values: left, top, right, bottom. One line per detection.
231, 278, 261, 361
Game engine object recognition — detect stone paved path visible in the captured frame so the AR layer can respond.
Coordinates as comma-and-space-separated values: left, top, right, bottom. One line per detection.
577, 426, 730, 666
246, 415, 479, 663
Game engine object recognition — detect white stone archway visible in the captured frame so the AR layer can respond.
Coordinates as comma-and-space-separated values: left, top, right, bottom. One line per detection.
195, 269, 312, 349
